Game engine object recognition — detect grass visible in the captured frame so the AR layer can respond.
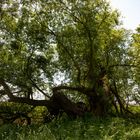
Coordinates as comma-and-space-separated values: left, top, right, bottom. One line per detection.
0, 114, 140, 140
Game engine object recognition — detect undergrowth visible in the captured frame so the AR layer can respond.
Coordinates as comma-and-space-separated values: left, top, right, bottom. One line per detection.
0, 114, 140, 140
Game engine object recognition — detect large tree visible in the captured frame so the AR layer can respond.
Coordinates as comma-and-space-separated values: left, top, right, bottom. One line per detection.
0, 0, 139, 117
128, 26, 140, 105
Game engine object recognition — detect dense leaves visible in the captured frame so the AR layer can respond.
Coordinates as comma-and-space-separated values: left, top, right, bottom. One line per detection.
0, 0, 140, 117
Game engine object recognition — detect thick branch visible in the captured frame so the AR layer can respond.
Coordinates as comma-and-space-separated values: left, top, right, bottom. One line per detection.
0, 78, 50, 106
53, 85, 92, 95
9, 97, 50, 106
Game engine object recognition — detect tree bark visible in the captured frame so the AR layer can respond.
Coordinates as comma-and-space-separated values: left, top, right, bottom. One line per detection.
0, 78, 87, 118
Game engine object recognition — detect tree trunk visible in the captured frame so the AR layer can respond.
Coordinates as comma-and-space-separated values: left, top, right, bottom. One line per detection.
47, 92, 86, 118
0, 78, 133, 119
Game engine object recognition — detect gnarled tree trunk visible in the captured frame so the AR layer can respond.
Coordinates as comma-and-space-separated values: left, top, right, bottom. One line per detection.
0, 78, 132, 120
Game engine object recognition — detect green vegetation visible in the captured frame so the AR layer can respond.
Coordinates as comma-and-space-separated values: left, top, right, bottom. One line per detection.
0, 116, 140, 140
0, 0, 140, 139
0, 0, 140, 118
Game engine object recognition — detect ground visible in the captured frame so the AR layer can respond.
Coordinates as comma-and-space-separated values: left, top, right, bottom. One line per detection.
0, 114, 140, 140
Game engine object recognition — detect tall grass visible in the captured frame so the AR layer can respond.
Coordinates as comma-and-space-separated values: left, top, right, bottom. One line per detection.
0, 114, 140, 140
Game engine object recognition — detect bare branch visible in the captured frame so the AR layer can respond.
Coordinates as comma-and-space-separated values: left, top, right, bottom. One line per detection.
0, 78, 50, 106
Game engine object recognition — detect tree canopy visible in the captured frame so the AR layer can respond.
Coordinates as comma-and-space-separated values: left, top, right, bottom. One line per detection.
0, 0, 140, 117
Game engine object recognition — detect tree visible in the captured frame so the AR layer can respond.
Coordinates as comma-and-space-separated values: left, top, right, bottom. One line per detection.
128, 26, 140, 105
0, 0, 138, 118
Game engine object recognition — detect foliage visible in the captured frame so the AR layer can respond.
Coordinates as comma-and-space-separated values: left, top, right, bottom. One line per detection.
0, 102, 48, 124
128, 26, 140, 104
0, 0, 140, 117
0, 116, 140, 140
0, 102, 33, 114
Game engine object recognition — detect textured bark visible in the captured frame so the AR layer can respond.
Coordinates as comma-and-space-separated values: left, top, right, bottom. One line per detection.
47, 92, 87, 117
0, 78, 132, 118
0, 78, 87, 117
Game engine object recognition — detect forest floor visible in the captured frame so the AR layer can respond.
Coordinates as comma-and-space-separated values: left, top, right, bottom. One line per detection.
0, 113, 140, 140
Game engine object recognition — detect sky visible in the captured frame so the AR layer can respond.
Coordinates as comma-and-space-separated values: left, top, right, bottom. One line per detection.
109, 0, 140, 30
